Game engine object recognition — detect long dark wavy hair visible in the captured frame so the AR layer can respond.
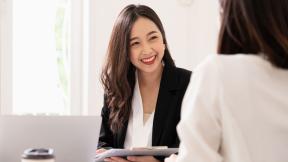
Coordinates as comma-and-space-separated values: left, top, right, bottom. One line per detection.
218, 0, 288, 69
101, 4, 175, 133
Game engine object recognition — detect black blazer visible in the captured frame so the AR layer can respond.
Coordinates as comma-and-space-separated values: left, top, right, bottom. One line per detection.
98, 65, 191, 149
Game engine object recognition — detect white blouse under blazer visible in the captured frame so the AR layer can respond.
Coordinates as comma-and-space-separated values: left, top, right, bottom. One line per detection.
124, 74, 155, 149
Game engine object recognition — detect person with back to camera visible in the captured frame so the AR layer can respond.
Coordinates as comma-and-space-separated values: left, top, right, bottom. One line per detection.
166, 0, 288, 161
97, 4, 192, 162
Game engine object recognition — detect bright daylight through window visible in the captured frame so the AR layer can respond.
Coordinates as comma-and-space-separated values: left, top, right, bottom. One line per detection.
12, 0, 71, 115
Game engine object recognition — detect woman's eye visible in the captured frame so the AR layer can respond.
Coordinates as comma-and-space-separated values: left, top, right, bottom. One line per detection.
149, 36, 158, 40
130, 42, 140, 47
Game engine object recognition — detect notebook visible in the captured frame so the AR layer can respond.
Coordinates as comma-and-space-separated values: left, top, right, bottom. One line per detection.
0, 115, 101, 162
94, 148, 179, 161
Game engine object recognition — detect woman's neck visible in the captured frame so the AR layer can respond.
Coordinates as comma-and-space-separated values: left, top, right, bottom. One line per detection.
137, 65, 163, 88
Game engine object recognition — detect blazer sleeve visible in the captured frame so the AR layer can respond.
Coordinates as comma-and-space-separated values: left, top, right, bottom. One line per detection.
98, 96, 114, 148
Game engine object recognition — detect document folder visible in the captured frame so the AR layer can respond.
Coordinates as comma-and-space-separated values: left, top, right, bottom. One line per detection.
94, 148, 178, 162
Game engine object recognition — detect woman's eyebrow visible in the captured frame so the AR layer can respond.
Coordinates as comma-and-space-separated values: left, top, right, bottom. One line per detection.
130, 37, 139, 41
130, 31, 158, 41
147, 31, 158, 36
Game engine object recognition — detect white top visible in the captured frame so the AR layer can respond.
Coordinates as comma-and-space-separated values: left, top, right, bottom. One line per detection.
176, 54, 288, 162
124, 74, 155, 149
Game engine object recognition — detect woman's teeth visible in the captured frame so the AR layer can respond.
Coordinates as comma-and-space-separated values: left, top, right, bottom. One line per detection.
141, 55, 156, 63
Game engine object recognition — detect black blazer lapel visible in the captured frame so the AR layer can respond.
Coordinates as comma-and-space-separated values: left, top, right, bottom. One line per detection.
152, 65, 179, 145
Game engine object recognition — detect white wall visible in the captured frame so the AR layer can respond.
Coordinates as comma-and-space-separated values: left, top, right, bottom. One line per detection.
89, 0, 220, 115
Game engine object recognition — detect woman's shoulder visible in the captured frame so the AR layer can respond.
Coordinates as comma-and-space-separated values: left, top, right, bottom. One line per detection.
101, 95, 111, 115
173, 66, 192, 89
195, 54, 268, 73
175, 67, 192, 77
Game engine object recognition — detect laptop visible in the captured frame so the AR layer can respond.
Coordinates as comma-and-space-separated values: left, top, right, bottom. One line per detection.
0, 115, 101, 162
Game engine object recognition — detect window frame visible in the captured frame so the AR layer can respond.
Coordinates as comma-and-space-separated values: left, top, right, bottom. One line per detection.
0, 0, 13, 115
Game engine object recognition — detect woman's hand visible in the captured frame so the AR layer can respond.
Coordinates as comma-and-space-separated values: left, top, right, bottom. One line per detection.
127, 156, 160, 162
103, 156, 160, 162
164, 154, 178, 162
96, 148, 107, 154
104, 156, 130, 162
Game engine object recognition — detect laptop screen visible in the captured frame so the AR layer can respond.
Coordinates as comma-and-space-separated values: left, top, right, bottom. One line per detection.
0, 115, 101, 162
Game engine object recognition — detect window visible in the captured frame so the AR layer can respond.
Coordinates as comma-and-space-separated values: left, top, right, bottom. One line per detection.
11, 0, 70, 115
0, 0, 100, 115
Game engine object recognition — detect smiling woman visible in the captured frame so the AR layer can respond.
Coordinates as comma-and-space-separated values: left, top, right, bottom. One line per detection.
98, 4, 192, 162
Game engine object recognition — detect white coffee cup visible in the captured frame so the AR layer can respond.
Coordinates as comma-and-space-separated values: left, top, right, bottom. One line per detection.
21, 148, 55, 162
